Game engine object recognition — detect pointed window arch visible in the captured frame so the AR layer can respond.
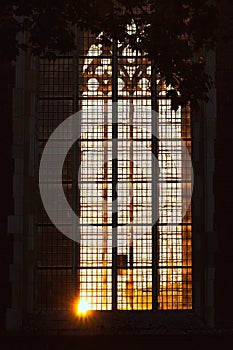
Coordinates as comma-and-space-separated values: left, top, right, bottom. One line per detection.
37, 30, 193, 311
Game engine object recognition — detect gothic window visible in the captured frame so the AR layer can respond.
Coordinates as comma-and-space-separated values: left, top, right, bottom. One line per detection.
37, 30, 192, 312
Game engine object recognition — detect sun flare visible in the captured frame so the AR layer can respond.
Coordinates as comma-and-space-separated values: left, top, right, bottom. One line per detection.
76, 299, 91, 316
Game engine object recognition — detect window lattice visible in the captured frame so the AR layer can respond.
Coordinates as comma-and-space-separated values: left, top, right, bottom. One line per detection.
37, 31, 192, 311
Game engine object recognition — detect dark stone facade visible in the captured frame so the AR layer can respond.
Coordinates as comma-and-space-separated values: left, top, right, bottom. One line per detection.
1, 0, 233, 336
0, 59, 14, 330
214, 0, 233, 329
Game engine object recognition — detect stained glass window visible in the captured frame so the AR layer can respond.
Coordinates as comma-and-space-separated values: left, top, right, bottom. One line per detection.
37, 30, 192, 312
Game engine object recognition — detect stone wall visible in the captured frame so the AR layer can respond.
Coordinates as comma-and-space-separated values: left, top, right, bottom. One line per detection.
0, 59, 14, 330
214, 0, 233, 328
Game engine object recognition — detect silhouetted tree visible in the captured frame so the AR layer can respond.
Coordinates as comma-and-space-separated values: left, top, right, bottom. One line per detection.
0, 0, 218, 109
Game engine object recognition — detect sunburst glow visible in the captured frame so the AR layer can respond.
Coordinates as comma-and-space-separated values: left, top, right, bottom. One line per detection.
76, 299, 91, 316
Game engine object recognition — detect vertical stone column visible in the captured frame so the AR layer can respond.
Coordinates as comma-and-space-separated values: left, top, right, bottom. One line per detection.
203, 50, 217, 328
0, 58, 14, 329
192, 48, 217, 327
215, 0, 233, 328
6, 42, 38, 330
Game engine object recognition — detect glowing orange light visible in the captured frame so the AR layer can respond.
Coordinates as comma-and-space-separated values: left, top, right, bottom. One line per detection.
76, 299, 90, 316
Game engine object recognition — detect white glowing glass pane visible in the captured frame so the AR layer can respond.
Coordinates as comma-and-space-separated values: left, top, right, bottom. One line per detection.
124, 66, 137, 78
138, 78, 150, 91
122, 47, 138, 63
95, 66, 104, 75
147, 66, 151, 75
118, 78, 124, 91
88, 44, 102, 56
126, 22, 137, 34
88, 78, 99, 91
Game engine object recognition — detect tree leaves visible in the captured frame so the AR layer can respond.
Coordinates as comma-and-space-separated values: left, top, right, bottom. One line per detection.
0, 0, 219, 109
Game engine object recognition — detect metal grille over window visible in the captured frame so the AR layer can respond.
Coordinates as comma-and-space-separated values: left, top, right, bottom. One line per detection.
37, 30, 192, 311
